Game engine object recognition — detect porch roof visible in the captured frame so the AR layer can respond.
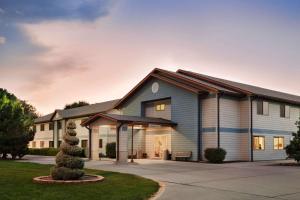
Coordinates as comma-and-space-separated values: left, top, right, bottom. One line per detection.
81, 113, 177, 127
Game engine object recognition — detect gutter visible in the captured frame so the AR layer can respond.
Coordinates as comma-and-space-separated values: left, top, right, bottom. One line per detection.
217, 93, 221, 148
250, 96, 254, 162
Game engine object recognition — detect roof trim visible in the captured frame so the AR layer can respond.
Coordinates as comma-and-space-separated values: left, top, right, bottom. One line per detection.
81, 113, 177, 127
115, 68, 220, 108
177, 69, 253, 95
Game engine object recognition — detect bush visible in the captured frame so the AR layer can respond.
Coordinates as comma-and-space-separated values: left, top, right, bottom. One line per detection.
204, 148, 226, 163
106, 142, 116, 158
285, 119, 300, 163
28, 148, 59, 156
28, 147, 86, 157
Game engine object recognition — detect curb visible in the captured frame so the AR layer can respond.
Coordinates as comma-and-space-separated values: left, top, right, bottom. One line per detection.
149, 181, 166, 200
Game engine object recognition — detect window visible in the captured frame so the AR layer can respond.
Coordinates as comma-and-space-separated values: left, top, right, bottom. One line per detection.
32, 141, 36, 148
156, 104, 166, 111
99, 139, 103, 148
274, 137, 284, 150
81, 140, 88, 148
49, 141, 54, 148
58, 121, 62, 129
280, 104, 290, 118
40, 141, 44, 148
49, 122, 54, 130
58, 140, 62, 147
253, 136, 265, 150
257, 101, 269, 115
33, 125, 36, 132
40, 124, 45, 131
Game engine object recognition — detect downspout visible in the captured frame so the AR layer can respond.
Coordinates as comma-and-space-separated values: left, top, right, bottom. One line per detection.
217, 93, 221, 148
250, 96, 254, 162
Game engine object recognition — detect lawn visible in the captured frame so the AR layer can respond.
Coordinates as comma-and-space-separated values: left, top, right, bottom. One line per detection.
0, 161, 159, 200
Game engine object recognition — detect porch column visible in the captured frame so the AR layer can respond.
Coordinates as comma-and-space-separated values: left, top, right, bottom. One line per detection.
117, 124, 128, 164
91, 127, 100, 160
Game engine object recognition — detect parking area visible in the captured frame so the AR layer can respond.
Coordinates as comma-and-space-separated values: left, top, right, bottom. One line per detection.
22, 156, 300, 200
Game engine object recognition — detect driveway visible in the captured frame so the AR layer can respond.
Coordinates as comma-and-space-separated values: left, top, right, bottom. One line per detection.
21, 155, 300, 200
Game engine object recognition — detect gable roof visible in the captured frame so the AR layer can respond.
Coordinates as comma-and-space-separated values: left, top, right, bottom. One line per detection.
34, 99, 120, 124
115, 68, 300, 108
177, 69, 300, 105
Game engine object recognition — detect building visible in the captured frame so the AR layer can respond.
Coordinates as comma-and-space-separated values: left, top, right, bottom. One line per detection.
31, 99, 120, 155
34, 68, 300, 162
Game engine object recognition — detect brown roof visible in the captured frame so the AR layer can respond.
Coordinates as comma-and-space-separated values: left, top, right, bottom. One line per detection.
81, 113, 177, 126
178, 69, 300, 105
115, 68, 300, 107
34, 99, 119, 124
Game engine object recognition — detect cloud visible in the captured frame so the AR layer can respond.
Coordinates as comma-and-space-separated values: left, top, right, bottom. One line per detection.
0, 0, 112, 23
0, 36, 5, 44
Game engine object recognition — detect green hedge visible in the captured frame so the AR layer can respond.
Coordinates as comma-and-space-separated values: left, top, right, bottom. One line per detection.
204, 148, 227, 163
106, 142, 116, 158
28, 148, 59, 156
28, 148, 86, 157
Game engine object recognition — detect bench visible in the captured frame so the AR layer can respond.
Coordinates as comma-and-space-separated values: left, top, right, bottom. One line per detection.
174, 151, 192, 161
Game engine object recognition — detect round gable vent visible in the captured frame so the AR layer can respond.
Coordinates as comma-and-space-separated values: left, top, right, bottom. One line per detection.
151, 82, 159, 94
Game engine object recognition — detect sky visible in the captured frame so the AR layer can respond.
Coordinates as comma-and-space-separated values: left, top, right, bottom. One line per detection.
0, 0, 300, 115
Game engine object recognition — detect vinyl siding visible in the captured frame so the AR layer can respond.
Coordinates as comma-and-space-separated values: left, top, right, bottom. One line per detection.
220, 97, 249, 161
122, 78, 199, 161
252, 100, 300, 160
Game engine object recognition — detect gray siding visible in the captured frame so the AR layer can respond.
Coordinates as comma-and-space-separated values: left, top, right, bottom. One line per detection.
122, 78, 199, 161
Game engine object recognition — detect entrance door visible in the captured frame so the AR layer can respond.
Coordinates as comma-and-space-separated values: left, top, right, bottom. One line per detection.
154, 135, 167, 159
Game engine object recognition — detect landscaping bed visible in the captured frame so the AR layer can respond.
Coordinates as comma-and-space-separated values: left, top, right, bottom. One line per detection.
0, 161, 159, 200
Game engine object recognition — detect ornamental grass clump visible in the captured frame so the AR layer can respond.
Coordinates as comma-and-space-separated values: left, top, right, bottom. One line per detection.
51, 121, 84, 180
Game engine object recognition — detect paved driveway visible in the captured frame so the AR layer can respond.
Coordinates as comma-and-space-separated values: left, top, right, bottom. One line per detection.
21, 156, 300, 200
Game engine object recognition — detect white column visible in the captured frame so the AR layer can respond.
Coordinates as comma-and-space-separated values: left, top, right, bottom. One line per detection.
91, 127, 100, 160
117, 124, 128, 164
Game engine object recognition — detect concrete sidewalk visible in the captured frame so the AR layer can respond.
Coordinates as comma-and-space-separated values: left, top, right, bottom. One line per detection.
21, 155, 300, 200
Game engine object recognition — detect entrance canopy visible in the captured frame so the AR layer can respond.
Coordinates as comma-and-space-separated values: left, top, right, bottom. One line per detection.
81, 113, 177, 127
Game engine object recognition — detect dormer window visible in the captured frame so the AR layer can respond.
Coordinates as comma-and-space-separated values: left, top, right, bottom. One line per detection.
156, 104, 165, 111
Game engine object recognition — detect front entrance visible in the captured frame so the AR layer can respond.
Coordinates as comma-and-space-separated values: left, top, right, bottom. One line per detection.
154, 135, 167, 159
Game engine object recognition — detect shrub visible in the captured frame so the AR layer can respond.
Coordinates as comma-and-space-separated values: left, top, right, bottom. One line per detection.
285, 119, 300, 163
50, 121, 85, 180
28, 148, 59, 156
204, 148, 226, 163
106, 142, 116, 158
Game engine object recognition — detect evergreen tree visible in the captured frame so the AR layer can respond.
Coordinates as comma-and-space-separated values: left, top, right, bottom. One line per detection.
51, 121, 85, 180
0, 88, 35, 159
285, 119, 300, 163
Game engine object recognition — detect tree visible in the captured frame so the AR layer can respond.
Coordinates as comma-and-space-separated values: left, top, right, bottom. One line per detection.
285, 119, 300, 163
51, 121, 84, 180
64, 101, 89, 110
0, 89, 36, 159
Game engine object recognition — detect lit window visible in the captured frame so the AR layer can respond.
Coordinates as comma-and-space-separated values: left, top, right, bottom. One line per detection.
32, 141, 36, 148
253, 136, 265, 150
156, 104, 166, 111
274, 137, 284, 150
40, 141, 44, 148
81, 140, 88, 148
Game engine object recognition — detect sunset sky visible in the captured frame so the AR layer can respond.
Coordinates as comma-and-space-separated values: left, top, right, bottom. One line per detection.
0, 0, 300, 115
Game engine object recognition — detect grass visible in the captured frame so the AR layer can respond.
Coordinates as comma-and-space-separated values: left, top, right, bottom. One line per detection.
0, 161, 159, 200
